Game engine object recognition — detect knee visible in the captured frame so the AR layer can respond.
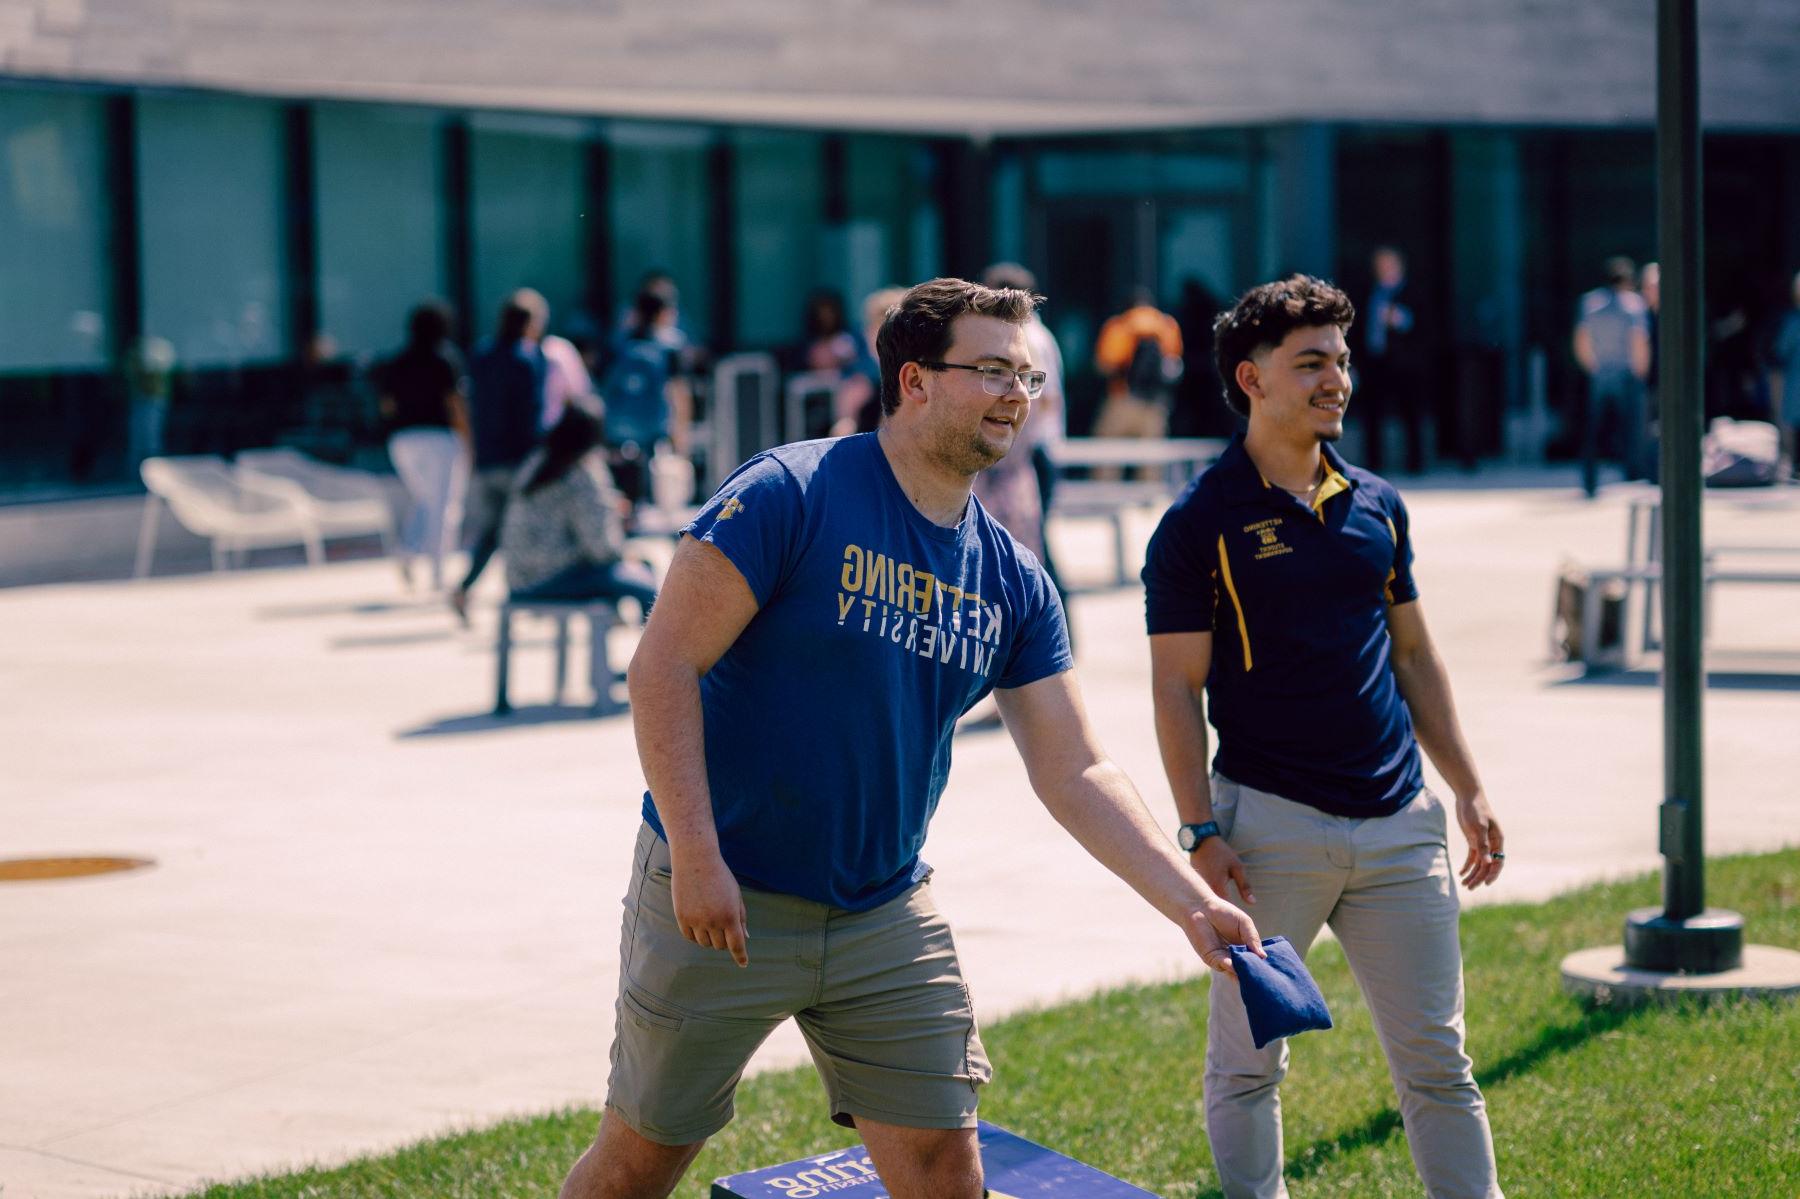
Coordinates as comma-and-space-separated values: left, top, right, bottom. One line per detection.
1390, 1050, 1479, 1106
1205, 1051, 1289, 1101
560, 1111, 703, 1199
907, 1146, 983, 1199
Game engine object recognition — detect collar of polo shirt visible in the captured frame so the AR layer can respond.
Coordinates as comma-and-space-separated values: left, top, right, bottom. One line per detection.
1218, 436, 1359, 513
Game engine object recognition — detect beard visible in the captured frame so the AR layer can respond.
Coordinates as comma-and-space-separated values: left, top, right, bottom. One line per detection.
931, 418, 1009, 476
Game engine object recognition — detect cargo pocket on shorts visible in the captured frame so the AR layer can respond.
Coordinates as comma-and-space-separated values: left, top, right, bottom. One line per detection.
621, 985, 685, 1033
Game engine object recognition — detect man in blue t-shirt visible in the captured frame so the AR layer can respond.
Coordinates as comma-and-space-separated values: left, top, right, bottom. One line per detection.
559, 278, 1262, 1199
1143, 276, 1506, 1199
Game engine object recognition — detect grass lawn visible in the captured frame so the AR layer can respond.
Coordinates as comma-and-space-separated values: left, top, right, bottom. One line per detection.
184, 851, 1800, 1198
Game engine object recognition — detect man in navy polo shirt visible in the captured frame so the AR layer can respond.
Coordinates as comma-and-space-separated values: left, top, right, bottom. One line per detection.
559, 278, 1262, 1199
1144, 276, 1506, 1199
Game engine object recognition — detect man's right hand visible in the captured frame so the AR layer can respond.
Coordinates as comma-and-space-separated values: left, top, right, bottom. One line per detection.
1190, 837, 1255, 907
671, 851, 749, 967
1182, 894, 1262, 980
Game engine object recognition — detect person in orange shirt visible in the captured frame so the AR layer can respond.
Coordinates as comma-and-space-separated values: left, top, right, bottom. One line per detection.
1093, 286, 1184, 441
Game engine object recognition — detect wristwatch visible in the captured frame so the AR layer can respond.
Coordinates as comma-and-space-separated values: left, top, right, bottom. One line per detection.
1178, 821, 1222, 852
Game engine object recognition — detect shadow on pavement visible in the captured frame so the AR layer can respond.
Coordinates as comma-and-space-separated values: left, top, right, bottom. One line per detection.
256, 597, 444, 620
1552, 670, 1800, 693
330, 629, 458, 650
396, 702, 628, 738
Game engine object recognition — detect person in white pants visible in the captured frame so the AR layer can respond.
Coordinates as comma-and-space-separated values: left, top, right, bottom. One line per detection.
1144, 275, 1506, 1199
388, 427, 467, 590
377, 302, 469, 591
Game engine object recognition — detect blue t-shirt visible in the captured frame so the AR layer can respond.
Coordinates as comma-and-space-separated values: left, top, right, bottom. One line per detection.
1142, 437, 1423, 817
643, 433, 1072, 911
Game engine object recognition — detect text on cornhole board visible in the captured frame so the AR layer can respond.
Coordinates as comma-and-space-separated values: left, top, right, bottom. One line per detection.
711, 1120, 1157, 1197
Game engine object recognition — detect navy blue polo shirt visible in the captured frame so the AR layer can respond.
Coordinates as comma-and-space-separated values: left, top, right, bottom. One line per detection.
1142, 436, 1423, 817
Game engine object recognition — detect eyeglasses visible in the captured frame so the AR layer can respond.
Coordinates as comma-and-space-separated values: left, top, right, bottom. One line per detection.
917, 361, 1048, 400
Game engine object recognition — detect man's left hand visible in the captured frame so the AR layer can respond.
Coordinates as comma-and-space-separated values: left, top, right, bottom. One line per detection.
1455, 791, 1505, 890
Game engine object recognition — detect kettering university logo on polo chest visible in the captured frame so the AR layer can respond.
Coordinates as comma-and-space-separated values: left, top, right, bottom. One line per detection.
1244, 517, 1293, 560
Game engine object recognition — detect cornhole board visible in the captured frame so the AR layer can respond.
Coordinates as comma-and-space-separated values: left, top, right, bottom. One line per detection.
711, 1120, 1158, 1197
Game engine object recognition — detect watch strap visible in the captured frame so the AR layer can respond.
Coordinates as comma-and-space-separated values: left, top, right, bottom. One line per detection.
1179, 820, 1222, 851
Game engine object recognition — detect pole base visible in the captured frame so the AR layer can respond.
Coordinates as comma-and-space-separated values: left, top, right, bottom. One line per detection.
1562, 943, 1800, 1008
1623, 906, 1744, 973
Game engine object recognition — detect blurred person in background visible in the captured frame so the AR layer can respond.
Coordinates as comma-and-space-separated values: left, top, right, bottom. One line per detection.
1638, 262, 1662, 478
601, 286, 692, 507
1093, 286, 1184, 447
829, 286, 908, 436
500, 399, 657, 617
1768, 269, 1800, 475
1572, 256, 1652, 497
1172, 276, 1224, 437
980, 263, 1067, 605
541, 325, 595, 432
796, 288, 866, 378
1357, 247, 1425, 474
377, 301, 468, 592
451, 289, 550, 623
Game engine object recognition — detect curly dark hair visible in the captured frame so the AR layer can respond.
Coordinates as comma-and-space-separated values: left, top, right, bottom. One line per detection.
876, 278, 1042, 416
1213, 275, 1356, 417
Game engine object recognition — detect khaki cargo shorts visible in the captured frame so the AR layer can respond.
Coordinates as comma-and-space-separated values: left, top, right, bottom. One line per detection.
605, 822, 992, 1145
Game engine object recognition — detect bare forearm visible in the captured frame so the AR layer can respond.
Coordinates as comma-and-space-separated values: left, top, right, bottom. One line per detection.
669, 382, 693, 453
1152, 680, 1214, 824
625, 654, 719, 861
1393, 650, 1483, 799
1036, 759, 1222, 924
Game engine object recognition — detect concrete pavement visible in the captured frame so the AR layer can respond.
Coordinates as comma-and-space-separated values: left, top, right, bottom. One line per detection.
4, 478, 1798, 1198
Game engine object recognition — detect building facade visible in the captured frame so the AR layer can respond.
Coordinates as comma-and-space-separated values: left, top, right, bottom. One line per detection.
4, 1, 1799, 499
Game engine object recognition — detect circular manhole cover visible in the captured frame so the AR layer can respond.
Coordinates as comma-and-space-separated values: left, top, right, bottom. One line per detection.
0, 856, 155, 883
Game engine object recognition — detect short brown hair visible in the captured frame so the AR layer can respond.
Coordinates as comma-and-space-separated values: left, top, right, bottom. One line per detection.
877, 278, 1041, 416
1213, 275, 1355, 417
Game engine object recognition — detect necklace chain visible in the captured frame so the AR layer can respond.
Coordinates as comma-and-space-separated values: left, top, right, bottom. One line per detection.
1280, 463, 1327, 497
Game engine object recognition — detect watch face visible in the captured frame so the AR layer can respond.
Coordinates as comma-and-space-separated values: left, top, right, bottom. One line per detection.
1179, 826, 1198, 851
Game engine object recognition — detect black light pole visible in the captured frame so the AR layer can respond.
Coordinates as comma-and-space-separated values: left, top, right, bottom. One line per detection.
1621, 0, 1743, 973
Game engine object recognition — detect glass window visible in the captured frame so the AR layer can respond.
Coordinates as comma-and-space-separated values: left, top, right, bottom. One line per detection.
1035, 148, 1247, 198
137, 94, 289, 367
470, 115, 589, 341
314, 104, 446, 359
608, 122, 712, 345
733, 129, 823, 348
841, 135, 940, 301
0, 88, 111, 372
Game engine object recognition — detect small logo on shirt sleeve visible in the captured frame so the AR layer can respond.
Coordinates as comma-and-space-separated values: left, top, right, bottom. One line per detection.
717, 496, 745, 521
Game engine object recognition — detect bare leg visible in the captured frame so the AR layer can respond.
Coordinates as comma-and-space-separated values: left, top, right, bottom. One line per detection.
559, 1109, 705, 1199
857, 1118, 982, 1199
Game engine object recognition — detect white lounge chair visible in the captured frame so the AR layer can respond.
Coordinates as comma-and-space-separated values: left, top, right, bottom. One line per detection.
135, 455, 323, 577
235, 448, 396, 553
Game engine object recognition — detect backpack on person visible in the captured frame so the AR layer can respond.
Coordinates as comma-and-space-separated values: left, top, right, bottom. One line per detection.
1125, 333, 1181, 401
598, 338, 671, 447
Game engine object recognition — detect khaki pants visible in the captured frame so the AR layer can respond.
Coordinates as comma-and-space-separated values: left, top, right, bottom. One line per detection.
1204, 775, 1501, 1199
